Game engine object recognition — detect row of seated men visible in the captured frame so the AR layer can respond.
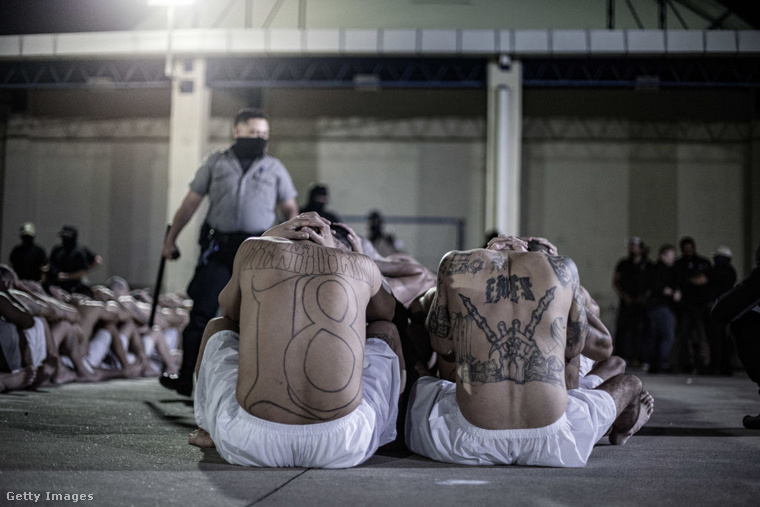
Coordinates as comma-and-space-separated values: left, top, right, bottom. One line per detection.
188, 212, 654, 468
0, 265, 189, 393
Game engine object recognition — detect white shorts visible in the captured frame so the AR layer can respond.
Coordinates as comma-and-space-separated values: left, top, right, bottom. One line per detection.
163, 328, 180, 350
24, 317, 47, 367
85, 329, 112, 368
194, 330, 401, 468
579, 373, 604, 389
579, 355, 595, 377
405, 376, 617, 468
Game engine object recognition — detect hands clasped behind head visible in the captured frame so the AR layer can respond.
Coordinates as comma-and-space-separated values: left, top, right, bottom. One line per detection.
486, 235, 529, 252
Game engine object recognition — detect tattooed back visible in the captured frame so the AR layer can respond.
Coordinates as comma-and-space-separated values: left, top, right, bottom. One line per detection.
427, 248, 586, 430
218, 237, 382, 425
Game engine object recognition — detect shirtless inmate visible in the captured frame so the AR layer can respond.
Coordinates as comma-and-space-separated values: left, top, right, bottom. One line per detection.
406, 235, 653, 467
190, 213, 405, 467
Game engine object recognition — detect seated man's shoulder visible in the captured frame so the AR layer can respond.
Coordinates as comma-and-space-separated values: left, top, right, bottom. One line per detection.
540, 254, 579, 287
440, 248, 493, 269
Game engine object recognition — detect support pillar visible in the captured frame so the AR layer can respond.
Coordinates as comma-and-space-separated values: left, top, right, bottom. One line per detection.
165, 57, 211, 292
485, 59, 522, 237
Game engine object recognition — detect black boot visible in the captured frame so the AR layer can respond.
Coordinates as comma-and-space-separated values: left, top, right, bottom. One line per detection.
159, 372, 192, 396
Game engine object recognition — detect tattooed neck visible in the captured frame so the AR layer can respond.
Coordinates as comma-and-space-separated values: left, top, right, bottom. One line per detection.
243, 241, 376, 284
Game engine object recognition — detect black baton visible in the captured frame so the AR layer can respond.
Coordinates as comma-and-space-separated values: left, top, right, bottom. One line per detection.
149, 224, 178, 328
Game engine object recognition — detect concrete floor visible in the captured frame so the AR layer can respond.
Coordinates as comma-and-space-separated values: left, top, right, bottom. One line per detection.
1, 371, 759, 507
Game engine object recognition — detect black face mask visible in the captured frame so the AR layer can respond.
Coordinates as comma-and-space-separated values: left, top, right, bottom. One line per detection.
233, 137, 267, 159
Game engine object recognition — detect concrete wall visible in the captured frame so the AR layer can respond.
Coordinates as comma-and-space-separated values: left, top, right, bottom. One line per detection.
1, 89, 754, 313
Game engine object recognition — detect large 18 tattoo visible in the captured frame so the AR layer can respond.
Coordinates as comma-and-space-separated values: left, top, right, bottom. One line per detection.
242, 271, 363, 422
454, 288, 564, 388
243, 241, 376, 285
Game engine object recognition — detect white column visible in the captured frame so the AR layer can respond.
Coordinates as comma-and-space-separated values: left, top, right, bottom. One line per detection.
485, 59, 522, 237
165, 57, 211, 292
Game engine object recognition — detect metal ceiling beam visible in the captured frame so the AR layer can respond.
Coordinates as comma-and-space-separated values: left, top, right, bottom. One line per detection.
0, 56, 758, 90
522, 58, 760, 89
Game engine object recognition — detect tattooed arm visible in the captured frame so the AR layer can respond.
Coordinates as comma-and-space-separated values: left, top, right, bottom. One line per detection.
566, 355, 580, 390
558, 256, 587, 388
366, 278, 396, 323
218, 239, 254, 323
426, 253, 454, 358
580, 287, 613, 362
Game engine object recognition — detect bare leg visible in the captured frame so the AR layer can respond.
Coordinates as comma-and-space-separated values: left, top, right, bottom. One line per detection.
118, 321, 154, 376
145, 328, 180, 375
104, 324, 131, 368
57, 322, 99, 382
588, 356, 627, 383
596, 374, 654, 445
90, 360, 142, 381
51, 358, 78, 384
0, 366, 37, 392
46, 321, 78, 384
31, 356, 58, 388
187, 318, 240, 446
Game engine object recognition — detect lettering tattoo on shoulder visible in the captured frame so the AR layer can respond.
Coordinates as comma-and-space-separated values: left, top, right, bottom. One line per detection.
243, 273, 363, 421
445, 252, 508, 276
454, 287, 564, 389
243, 241, 375, 285
446, 252, 485, 275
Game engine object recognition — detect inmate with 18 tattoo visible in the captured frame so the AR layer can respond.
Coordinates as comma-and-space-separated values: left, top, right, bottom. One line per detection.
216, 236, 392, 425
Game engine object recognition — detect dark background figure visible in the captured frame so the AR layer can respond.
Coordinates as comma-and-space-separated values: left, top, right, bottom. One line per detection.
707, 245, 738, 375
613, 237, 651, 367
300, 183, 341, 224
644, 244, 680, 373
675, 236, 713, 374
9, 222, 47, 282
367, 210, 404, 258
482, 229, 499, 248
159, 108, 298, 396
711, 242, 760, 428
47, 225, 100, 297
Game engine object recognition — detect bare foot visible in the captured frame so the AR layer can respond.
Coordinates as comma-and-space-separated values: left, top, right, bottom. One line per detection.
122, 360, 143, 379
610, 391, 654, 445
188, 428, 215, 448
0, 366, 37, 392
52, 362, 79, 385
31, 357, 58, 388
140, 358, 160, 378
163, 351, 182, 376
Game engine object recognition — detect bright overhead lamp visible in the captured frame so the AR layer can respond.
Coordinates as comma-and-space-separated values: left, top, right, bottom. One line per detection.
148, 0, 197, 78
147, 0, 196, 6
